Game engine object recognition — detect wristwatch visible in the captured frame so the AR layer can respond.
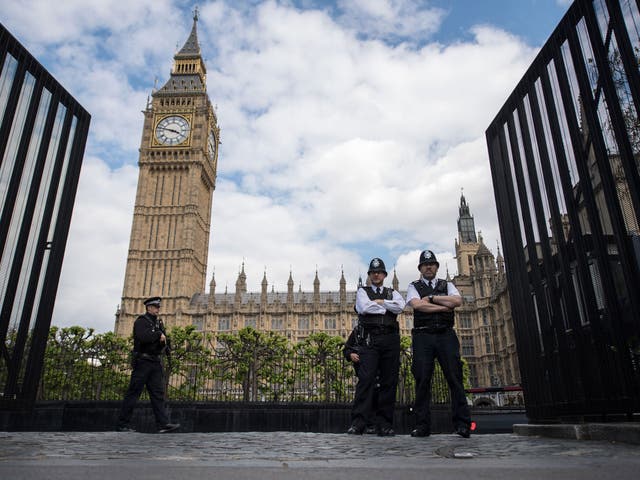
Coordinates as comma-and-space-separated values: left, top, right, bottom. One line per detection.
428, 295, 434, 302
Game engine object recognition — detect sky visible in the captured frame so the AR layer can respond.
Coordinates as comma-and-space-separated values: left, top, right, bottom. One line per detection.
1, 0, 573, 332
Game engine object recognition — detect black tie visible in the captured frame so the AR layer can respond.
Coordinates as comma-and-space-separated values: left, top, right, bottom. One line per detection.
376, 287, 381, 294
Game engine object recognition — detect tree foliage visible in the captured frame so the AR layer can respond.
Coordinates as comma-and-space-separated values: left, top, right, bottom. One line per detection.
295, 332, 348, 401
215, 327, 292, 401
39, 326, 130, 400
35, 325, 470, 404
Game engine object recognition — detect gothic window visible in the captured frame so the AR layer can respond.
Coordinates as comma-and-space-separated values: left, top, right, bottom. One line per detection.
458, 312, 472, 328
324, 317, 336, 330
245, 316, 257, 329
298, 316, 310, 330
485, 334, 493, 353
469, 365, 478, 387
271, 317, 284, 330
461, 336, 475, 356
218, 317, 230, 331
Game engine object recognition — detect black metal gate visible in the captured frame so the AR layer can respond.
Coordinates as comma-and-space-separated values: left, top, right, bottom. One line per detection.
486, 0, 640, 422
0, 23, 90, 409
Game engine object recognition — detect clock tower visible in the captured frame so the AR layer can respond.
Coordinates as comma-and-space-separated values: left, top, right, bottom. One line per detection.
115, 12, 219, 335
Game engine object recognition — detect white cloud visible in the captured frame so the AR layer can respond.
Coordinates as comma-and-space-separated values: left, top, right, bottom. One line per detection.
336, 0, 446, 41
1, 1, 541, 331
52, 157, 138, 332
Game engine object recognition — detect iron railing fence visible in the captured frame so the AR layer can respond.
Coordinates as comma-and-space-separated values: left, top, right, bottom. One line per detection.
32, 347, 456, 405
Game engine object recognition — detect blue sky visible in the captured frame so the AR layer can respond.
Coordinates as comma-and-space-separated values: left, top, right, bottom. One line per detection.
1, 0, 573, 331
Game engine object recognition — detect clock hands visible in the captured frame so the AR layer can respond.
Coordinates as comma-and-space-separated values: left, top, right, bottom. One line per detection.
157, 126, 182, 135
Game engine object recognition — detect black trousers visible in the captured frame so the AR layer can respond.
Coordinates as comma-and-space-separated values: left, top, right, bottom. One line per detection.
351, 330, 400, 428
118, 358, 169, 427
411, 328, 471, 431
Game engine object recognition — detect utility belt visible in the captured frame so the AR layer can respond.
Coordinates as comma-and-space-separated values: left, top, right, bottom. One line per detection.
363, 324, 399, 335
133, 352, 161, 361
412, 322, 453, 334
359, 314, 398, 328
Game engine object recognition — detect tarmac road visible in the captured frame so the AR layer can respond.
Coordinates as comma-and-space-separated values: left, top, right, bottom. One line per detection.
1, 430, 639, 480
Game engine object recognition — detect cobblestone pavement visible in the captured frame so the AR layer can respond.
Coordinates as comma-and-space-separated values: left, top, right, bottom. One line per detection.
1, 431, 639, 479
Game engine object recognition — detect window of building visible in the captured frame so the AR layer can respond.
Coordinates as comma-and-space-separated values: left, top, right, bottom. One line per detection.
298, 316, 309, 330
458, 312, 472, 329
245, 316, 257, 329
469, 365, 478, 388
218, 317, 230, 331
324, 317, 336, 330
461, 336, 475, 356
485, 334, 493, 353
271, 317, 284, 330
192, 316, 204, 331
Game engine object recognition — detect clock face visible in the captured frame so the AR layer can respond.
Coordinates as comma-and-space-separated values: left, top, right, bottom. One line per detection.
155, 115, 190, 146
208, 131, 216, 157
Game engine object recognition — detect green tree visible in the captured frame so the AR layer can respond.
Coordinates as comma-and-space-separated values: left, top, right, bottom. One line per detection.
39, 326, 130, 400
397, 335, 414, 404
165, 326, 216, 400
295, 332, 347, 402
215, 327, 292, 401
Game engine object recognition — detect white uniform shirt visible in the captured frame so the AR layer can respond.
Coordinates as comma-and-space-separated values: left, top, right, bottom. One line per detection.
405, 277, 460, 304
355, 286, 406, 315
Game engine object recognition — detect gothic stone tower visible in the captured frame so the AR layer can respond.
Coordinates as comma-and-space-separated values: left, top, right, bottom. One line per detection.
115, 13, 219, 336
454, 191, 480, 276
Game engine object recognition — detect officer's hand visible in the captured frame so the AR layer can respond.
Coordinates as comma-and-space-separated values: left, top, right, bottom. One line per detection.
350, 353, 360, 363
374, 299, 385, 305
160, 333, 166, 343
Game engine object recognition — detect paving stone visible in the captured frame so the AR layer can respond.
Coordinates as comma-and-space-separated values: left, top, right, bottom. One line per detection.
1, 431, 639, 480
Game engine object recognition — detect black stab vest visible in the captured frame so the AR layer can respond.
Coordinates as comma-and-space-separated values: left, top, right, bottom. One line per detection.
411, 279, 455, 329
358, 286, 399, 327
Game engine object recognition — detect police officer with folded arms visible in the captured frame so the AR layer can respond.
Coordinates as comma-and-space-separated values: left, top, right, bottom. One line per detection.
117, 296, 180, 433
406, 250, 472, 438
348, 258, 405, 436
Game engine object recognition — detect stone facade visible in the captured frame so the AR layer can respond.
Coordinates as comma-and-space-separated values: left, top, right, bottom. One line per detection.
452, 194, 520, 388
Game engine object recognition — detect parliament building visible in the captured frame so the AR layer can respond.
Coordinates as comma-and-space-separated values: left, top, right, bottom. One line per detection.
114, 14, 519, 390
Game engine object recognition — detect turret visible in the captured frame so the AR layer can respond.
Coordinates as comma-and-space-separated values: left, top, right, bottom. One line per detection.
235, 262, 247, 304
313, 269, 320, 304
261, 269, 268, 305
208, 270, 216, 309
287, 270, 294, 305
339, 267, 347, 304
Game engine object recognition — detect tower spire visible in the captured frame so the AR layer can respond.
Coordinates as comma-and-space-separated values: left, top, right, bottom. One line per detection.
457, 189, 477, 243
155, 11, 207, 95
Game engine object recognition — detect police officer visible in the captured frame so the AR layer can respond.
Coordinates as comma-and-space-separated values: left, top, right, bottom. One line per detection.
117, 297, 180, 433
347, 258, 405, 436
406, 250, 471, 438
343, 327, 378, 434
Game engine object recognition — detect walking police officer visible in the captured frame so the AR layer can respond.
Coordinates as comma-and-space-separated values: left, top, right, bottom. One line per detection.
406, 250, 471, 438
117, 297, 180, 433
347, 258, 405, 436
